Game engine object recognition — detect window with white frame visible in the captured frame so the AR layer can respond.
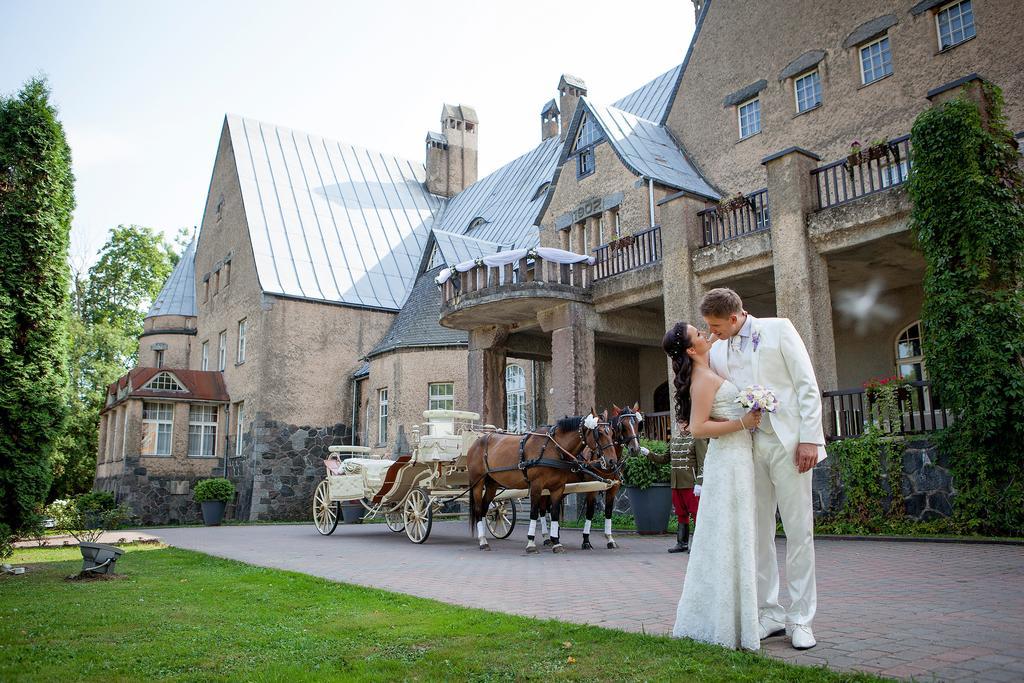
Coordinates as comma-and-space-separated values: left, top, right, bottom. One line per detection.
218, 331, 227, 371
428, 382, 454, 411
201, 341, 209, 371
188, 404, 218, 456
895, 321, 926, 382
154, 349, 165, 368
142, 402, 174, 456
505, 365, 527, 432
738, 98, 761, 139
234, 401, 245, 455
378, 389, 388, 443
794, 71, 822, 113
237, 319, 247, 364
937, 0, 975, 51
144, 372, 185, 392
860, 36, 893, 85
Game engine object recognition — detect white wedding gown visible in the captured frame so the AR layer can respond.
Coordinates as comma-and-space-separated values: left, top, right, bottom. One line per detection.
672, 379, 760, 651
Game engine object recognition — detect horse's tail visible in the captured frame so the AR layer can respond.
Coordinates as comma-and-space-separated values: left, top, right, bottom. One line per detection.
467, 438, 484, 534
468, 470, 479, 534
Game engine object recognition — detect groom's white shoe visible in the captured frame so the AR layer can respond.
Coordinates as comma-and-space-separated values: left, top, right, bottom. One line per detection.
758, 616, 786, 640
788, 624, 817, 650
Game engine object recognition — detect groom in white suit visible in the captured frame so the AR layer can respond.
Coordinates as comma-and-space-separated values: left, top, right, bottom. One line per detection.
701, 288, 826, 650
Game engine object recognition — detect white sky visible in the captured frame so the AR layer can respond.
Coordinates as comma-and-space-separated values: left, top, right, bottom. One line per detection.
1, 0, 696, 266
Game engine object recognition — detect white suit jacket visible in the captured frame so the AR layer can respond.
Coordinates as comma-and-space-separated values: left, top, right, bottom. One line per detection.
709, 316, 827, 463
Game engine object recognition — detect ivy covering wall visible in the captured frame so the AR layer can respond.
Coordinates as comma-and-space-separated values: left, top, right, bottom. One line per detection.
908, 83, 1024, 535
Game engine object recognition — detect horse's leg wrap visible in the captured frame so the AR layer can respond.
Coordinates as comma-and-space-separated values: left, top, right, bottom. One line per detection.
541, 515, 553, 546
550, 520, 560, 551
476, 520, 490, 551
550, 502, 564, 553
582, 519, 593, 550
526, 518, 538, 553
604, 517, 618, 549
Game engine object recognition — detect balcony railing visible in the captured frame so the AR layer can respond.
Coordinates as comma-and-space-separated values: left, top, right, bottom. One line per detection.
698, 188, 770, 246
439, 252, 592, 306
823, 380, 950, 441
591, 225, 662, 280
812, 134, 912, 210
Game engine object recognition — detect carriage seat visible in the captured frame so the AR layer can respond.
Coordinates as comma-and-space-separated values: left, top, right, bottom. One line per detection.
340, 457, 396, 493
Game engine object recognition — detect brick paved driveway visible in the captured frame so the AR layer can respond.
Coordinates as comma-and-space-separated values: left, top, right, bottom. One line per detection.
153, 523, 1024, 682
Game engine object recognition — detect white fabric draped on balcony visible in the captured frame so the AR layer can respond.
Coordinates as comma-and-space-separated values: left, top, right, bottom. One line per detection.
434, 247, 595, 286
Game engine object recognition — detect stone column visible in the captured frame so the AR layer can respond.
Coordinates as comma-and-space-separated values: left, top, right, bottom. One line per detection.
467, 325, 508, 427
763, 146, 839, 394
659, 193, 710, 425
540, 303, 597, 419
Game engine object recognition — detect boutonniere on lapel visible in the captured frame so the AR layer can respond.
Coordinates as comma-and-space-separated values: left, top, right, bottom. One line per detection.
751, 330, 761, 351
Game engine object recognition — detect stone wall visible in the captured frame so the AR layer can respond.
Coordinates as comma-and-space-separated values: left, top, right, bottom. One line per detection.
812, 438, 955, 521
232, 413, 352, 521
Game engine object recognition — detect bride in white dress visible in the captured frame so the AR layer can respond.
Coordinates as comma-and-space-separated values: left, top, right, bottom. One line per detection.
662, 322, 761, 651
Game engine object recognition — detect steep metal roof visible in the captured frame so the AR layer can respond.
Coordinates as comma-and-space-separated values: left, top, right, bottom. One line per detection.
612, 64, 682, 123
431, 135, 560, 251
431, 229, 507, 266
366, 266, 467, 358
146, 239, 196, 318
569, 98, 719, 199
226, 114, 446, 311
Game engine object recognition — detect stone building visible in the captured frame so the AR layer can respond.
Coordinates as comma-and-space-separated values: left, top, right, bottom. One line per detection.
98, 0, 1023, 523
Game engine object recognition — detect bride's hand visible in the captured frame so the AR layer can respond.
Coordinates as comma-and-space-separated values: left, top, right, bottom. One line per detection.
746, 409, 762, 429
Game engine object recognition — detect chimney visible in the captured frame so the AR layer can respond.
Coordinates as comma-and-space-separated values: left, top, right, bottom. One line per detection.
541, 99, 559, 142
426, 104, 478, 197
425, 131, 448, 196
558, 75, 587, 141
691, 0, 705, 20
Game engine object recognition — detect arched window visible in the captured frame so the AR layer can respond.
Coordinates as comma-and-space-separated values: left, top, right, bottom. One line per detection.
895, 321, 926, 381
467, 216, 487, 231
532, 182, 551, 201
505, 365, 527, 432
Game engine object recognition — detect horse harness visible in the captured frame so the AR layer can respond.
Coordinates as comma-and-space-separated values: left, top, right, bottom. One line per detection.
480, 421, 614, 486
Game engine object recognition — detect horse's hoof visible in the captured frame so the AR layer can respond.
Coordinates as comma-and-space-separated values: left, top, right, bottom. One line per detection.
607, 541, 618, 549
552, 544, 566, 554
542, 538, 553, 547
479, 543, 491, 551
526, 545, 539, 554
581, 541, 593, 550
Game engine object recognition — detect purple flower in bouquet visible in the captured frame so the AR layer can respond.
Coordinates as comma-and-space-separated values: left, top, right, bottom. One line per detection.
735, 384, 778, 431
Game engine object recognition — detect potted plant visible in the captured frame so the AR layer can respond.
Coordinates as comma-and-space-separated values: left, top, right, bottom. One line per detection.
622, 438, 673, 534
46, 494, 130, 575
194, 478, 235, 526
718, 192, 750, 213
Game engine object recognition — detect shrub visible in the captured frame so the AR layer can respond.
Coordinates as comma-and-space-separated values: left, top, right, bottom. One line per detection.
46, 495, 128, 544
76, 490, 116, 512
622, 439, 671, 490
194, 478, 235, 504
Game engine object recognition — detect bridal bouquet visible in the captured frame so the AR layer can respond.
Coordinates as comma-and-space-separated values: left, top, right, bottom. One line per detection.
735, 385, 779, 431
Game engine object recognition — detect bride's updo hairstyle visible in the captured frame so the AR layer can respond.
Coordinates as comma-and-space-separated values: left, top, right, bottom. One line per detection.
662, 322, 695, 425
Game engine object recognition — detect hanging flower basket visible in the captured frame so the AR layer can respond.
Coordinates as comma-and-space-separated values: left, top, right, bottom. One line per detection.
616, 234, 636, 249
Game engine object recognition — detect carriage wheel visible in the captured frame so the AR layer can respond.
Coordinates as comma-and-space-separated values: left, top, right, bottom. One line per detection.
384, 509, 405, 533
485, 499, 516, 539
312, 480, 339, 535
403, 489, 432, 544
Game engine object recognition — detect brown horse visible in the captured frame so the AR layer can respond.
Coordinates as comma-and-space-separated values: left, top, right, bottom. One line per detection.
467, 410, 617, 554
539, 403, 644, 550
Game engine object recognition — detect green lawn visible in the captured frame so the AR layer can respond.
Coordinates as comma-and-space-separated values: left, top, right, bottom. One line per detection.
0, 545, 879, 682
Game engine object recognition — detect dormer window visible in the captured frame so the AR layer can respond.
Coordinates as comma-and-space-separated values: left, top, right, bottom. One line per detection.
573, 114, 602, 180
467, 217, 487, 231
144, 372, 186, 392
215, 194, 225, 223
532, 182, 551, 201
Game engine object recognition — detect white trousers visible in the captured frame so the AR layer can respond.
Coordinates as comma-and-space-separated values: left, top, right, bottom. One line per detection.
752, 430, 816, 627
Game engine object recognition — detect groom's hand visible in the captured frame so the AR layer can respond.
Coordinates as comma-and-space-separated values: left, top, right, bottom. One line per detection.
795, 443, 818, 473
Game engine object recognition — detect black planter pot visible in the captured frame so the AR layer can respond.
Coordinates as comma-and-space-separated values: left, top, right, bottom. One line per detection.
341, 501, 365, 524
625, 483, 673, 535
200, 501, 226, 526
79, 542, 124, 575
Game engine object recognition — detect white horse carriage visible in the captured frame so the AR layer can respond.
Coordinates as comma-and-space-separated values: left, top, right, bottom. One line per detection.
312, 409, 518, 543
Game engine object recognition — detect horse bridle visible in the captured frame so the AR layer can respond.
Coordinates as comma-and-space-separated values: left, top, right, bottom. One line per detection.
611, 410, 644, 454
